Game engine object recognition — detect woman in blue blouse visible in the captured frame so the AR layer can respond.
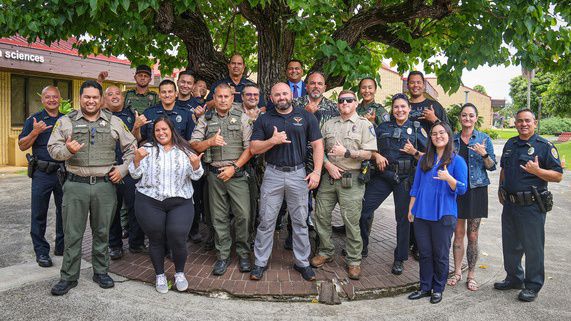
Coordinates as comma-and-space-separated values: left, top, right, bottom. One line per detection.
448, 103, 496, 291
129, 116, 204, 294
407, 122, 467, 304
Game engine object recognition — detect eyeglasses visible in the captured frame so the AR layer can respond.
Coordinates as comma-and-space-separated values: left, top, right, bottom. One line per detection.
338, 97, 356, 104
431, 130, 447, 137
392, 93, 408, 101
244, 93, 259, 97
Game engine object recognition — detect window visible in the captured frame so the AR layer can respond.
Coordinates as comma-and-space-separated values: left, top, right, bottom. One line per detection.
10, 75, 72, 127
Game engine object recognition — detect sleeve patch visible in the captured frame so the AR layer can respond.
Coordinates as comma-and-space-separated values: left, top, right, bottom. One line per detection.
551, 147, 559, 159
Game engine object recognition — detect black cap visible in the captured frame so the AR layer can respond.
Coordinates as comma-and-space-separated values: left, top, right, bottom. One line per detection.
135, 65, 152, 76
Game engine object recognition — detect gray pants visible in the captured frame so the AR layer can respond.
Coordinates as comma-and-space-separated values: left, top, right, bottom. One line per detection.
254, 166, 310, 267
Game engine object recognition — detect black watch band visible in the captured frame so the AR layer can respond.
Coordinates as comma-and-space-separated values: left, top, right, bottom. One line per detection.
231, 162, 240, 171
414, 151, 420, 157
482, 153, 489, 159
344, 149, 351, 158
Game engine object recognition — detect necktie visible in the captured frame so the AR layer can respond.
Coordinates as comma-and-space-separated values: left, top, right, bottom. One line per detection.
293, 84, 299, 98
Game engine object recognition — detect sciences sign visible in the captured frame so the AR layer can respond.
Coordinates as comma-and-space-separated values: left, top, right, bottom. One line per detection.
0, 49, 44, 63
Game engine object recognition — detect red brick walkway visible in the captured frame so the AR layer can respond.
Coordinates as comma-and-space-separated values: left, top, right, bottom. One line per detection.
82, 210, 456, 300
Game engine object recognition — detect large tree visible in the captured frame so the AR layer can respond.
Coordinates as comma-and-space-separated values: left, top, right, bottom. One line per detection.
509, 71, 554, 115
1, 0, 569, 96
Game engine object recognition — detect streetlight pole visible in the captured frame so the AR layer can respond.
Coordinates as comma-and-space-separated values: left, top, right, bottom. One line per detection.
538, 96, 542, 134
464, 90, 469, 104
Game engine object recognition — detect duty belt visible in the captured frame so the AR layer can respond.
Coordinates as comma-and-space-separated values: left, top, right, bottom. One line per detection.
266, 163, 304, 172
68, 173, 110, 184
35, 160, 61, 174
207, 165, 244, 178
505, 190, 542, 206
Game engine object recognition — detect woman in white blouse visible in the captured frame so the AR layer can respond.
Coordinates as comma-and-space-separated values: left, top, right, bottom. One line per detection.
129, 116, 203, 294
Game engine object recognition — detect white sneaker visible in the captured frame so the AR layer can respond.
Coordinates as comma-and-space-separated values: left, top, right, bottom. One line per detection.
155, 274, 168, 294
174, 272, 188, 292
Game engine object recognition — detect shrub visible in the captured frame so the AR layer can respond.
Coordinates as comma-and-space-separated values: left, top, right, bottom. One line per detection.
480, 128, 499, 139
538, 117, 571, 135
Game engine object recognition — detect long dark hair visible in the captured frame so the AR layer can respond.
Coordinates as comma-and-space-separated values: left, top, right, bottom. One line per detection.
420, 122, 455, 172
150, 116, 194, 157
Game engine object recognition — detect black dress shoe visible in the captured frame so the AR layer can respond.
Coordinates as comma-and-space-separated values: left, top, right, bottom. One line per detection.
109, 248, 123, 260
190, 232, 203, 244
213, 258, 231, 276
430, 292, 443, 304
54, 249, 64, 256
249, 265, 266, 280
294, 264, 316, 281
332, 225, 346, 234
408, 290, 431, 300
51, 279, 78, 296
518, 288, 538, 302
494, 279, 524, 290
391, 260, 404, 275
92, 273, 115, 288
128, 245, 148, 254
36, 254, 53, 268
238, 257, 251, 273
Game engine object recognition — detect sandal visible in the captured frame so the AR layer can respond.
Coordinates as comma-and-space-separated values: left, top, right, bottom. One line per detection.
447, 273, 462, 286
466, 278, 479, 291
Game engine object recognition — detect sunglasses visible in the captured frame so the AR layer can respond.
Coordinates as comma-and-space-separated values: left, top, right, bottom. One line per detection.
338, 97, 356, 104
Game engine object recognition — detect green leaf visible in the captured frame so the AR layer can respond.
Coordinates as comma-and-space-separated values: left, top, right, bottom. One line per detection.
89, 0, 98, 13
121, 0, 130, 11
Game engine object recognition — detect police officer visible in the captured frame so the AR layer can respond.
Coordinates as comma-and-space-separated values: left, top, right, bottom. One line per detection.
104, 86, 146, 259
310, 90, 377, 280
494, 109, 563, 302
249, 82, 323, 281
48, 80, 136, 296
134, 79, 195, 143
190, 83, 253, 275
175, 70, 206, 122
99, 65, 159, 114
360, 93, 427, 276
356, 77, 390, 127
18, 85, 65, 267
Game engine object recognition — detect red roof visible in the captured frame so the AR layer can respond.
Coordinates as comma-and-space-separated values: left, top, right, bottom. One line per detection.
0, 35, 131, 65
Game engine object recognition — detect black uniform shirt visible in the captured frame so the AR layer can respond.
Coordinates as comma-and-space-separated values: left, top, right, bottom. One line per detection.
409, 99, 449, 133
142, 104, 195, 141
500, 133, 562, 193
19, 109, 63, 162
112, 107, 136, 165
376, 119, 427, 165
251, 106, 321, 167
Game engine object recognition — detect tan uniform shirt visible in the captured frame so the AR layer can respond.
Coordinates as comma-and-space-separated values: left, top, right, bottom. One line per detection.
190, 106, 252, 168
48, 109, 137, 177
322, 113, 377, 171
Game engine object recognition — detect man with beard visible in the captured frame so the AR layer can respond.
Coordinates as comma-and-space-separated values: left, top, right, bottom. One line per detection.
98, 65, 158, 114
206, 54, 265, 108
104, 86, 146, 259
249, 82, 323, 282
48, 80, 136, 295
407, 71, 449, 134
19, 86, 65, 267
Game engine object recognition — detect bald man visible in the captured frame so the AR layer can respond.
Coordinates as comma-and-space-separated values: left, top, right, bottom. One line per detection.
19, 86, 65, 267
104, 86, 147, 259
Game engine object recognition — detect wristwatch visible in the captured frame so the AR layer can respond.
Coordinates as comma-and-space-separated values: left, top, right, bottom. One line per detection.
231, 162, 240, 171
482, 153, 489, 159
344, 149, 351, 158
414, 150, 420, 157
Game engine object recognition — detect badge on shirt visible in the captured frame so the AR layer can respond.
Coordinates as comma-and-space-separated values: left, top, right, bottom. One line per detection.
100, 120, 107, 127
127, 117, 132, 124
230, 117, 237, 124
406, 127, 413, 135
528, 147, 535, 155
293, 117, 303, 126
551, 147, 559, 159
352, 125, 357, 133
176, 115, 182, 123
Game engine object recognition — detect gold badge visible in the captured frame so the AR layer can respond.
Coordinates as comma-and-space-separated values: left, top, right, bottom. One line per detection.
230, 117, 237, 124
528, 147, 535, 155
100, 120, 107, 127
551, 147, 559, 159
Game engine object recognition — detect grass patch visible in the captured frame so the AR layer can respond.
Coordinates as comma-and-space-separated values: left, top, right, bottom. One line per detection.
554, 141, 571, 169
493, 128, 555, 140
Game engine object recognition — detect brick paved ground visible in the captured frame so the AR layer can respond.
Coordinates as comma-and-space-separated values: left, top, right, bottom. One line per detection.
82, 208, 456, 301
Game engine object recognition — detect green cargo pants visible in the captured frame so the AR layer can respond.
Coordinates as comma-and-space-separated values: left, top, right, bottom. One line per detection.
60, 179, 116, 281
207, 171, 251, 260
314, 171, 364, 265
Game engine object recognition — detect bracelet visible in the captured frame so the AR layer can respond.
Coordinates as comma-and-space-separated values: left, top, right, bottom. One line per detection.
231, 162, 240, 171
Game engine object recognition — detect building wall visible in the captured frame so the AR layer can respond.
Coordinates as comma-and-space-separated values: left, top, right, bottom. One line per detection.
377, 67, 404, 106
426, 79, 493, 129
0, 71, 10, 165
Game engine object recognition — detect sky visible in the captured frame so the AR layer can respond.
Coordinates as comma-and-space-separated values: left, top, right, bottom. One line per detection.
461, 64, 522, 102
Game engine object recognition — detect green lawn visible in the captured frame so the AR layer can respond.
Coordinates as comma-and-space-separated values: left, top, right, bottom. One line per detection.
494, 128, 555, 140
554, 141, 571, 169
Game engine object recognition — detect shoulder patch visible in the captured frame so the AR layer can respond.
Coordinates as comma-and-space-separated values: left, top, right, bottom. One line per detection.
53, 119, 62, 131
420, 128, 427, 138
369, 125, 376, 137
551, 147, 559, 159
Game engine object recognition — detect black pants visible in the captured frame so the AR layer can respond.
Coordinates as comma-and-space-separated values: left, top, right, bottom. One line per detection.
109, 175, 145, 249
134, 192, 194, 274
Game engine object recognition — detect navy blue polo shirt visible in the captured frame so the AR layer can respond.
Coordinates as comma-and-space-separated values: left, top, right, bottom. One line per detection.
112, 106, 136, 165
376, 119, 427, 164
142, 104, 195, 141
409, 99, 449, 134
175, 98, 199, 111
206, 77, 266, 106
19, 110, 63, 162
251, 106, 321, 167
500, 134, 562, 193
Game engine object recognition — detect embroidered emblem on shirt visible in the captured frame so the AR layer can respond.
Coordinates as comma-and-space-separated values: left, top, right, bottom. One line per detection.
352, 125, 357, 133
100, 120, 107, 127
406, 128, 413, 135
230, 117, 237, 124
293, 117, 303, 123
528, 147, 535, 155
176, 115, 182, 123
551, 147, 559, 159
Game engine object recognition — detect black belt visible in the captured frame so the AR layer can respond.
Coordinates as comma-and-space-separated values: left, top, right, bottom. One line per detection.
505, 190, 541, 206
68, 173, 109, 184
266, 163, 304, 172
207, 165, 244, 177
35, 160, 61, 174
